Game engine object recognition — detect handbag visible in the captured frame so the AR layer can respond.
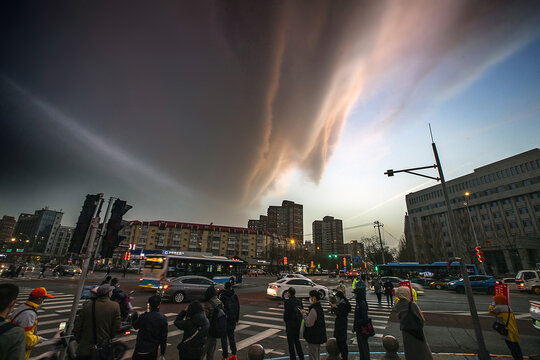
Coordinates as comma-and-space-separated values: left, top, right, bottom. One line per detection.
359, 319, 375, 338
492, 305, 511, 336
90, 300, 114, 360
400, 302, 424, 341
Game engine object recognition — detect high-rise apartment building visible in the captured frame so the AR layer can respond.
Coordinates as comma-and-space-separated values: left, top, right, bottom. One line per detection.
0, 215, 16, 249
313, 216, 344, 256
50, 226, 74, 257
248, 200, 303, 242
11, 208, 63, 257
404, 149, 540, 274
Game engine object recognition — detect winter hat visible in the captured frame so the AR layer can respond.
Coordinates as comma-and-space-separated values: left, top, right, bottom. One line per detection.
493, 294, 507, 305
394, 286, 412, 301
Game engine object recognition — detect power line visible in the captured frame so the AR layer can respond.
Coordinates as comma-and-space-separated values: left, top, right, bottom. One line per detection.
303, 221, 372, 237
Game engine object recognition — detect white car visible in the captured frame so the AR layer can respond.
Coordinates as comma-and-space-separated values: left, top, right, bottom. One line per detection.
267, 278, 328, 299
284, 273, 307, 279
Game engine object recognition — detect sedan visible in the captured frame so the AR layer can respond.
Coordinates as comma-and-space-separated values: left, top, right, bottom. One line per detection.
380, 276, 425, 295
158, 275, 224, 304
267, 278, 328, 299
447, 275, 499, 294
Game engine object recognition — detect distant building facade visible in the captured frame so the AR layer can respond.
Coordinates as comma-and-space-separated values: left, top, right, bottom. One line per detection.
349, 240, 365, 260
0, 215, 16, 250
49, 226, 74, 257
313, 216, 344, 257
404, 149, 540, 275
248, 200, 303, 242
10, 208, 63, 258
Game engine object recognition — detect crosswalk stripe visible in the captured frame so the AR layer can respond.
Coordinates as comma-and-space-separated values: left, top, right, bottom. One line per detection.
35, 313, 61, 319
257, 311, 283, 316
39, 318, 67, 326
244, 314, 282, 322
236, 328, 280, 351
239, 320, 285, 330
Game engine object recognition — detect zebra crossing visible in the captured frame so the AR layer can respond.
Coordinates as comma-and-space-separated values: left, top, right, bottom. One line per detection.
16, 287, 393, 360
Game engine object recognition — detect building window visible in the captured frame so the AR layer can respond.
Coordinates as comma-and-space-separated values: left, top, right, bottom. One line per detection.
534, 204, 540, 212
496, 224, 504, 230
490, 201, 498, 207
523, 179, 532, 186
505, 210, 515, 216
523, 220, 532, 227
480, 204, 487, 209
497, 186, 505, 193
511, 167, 516, 176
531, 192, 539, 199
509, 222, 519, 229
482, 214, 490, 221
515, 196, 525, 202
484, 225, 493, 231
493, 212, 501, 218
509, 183, 517, 190
503, 199, 511, 205
471, 216, 478, 222
518, 207, 528, 214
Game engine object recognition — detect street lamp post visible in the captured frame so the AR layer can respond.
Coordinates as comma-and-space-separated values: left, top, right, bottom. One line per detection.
464, 192, 487, 275
384, 130, 490, 360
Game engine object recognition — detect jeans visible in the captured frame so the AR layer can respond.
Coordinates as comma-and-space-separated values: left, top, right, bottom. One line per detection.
336, 336, 348, 360
221, 323, 237, 358
356, 334, 371, 360
202, 336, 217, 360
385, 294, 393, 306
375, 293, 382, 304
286, 328, 304, 360
505, 340, 523, 360
307, 343, 320, 360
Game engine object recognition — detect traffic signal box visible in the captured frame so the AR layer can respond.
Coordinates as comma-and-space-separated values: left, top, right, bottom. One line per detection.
69, 194, 102, 254
101, 199, 132, 259
475, 246, 485, 262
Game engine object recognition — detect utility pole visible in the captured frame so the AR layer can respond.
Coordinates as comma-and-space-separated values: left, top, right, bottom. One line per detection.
384, 126, 490, 360
464, 193, 487, 275
373, 221, 386, 264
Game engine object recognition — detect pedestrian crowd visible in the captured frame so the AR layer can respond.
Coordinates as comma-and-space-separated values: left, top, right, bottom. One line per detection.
0, 273, 526, 360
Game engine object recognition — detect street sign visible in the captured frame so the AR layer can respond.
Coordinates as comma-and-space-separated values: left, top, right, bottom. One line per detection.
352, 256, 362, 263
494, 283, 509, 304
399, 280, 414, 302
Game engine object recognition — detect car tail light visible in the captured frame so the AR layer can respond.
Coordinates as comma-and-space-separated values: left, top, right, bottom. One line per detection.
163, 284, 169, 290
139, 277, 143, 282
269, 284, 280, 290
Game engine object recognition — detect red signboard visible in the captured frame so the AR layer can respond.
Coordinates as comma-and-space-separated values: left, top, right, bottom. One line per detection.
399, 280, 414, 301
494, 283, 509, 305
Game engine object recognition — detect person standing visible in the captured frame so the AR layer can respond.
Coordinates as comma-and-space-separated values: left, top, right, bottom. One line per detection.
489, 294, 523, 360
106, 265, 111, 277
175, 301, 210, 360
219, 281, 240, 360
283, 287, 304, 360
202, 286, 224, 360
353, 275, 367, 300
0, 284, 26, 360
15, 265, 22, 278
10, 287, 53, 360
383, 279, 394, 307
352, 297, 371, 360
330, 291, 351, 360
393, 287, 432, 360
100, 275, 112, 285
73, 284, 121, 360
336, 280, 346, 298
373, 278, 382, 305
132, 295, 168, 360
38, 265, 46, 279
301, 290, 327, 360
122, 265, 127, 278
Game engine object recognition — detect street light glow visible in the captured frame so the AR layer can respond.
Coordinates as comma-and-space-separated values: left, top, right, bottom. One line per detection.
465, 192, 470, 196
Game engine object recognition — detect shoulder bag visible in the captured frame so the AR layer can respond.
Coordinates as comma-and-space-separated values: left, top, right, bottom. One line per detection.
492, 305, 511, 337
359, 319, 375, 338
400, 302, 424, 341
90, 300, 114, 360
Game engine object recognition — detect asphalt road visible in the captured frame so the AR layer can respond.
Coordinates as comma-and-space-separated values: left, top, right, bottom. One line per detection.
2, 272, 539, 359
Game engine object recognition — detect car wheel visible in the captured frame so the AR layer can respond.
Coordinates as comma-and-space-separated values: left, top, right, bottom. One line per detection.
456, 286, 465, 294
282, 290, 290, 300
173, 291, 185, 304
533, 287, 540, 295
487, 287, 494, 295
435, 284, 442, 290
318, 290, 326, 299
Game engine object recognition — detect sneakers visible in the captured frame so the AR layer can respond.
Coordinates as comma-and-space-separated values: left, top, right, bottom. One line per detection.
229, 355, 237, 360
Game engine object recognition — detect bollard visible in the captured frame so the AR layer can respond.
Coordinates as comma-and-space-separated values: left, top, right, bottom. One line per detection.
248, 344, 265, 360
325, 337, 340, 360
382, 335, 400, 360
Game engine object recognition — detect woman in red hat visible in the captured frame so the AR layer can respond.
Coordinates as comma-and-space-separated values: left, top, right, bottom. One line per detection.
489, 294, 523, 360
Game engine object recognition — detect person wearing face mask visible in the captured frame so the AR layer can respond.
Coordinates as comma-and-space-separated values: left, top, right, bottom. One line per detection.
330, 291, 351, 360
301, 290, 327, 360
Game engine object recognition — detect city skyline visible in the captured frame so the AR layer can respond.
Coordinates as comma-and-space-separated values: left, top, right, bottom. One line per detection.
2, 1, 540, 248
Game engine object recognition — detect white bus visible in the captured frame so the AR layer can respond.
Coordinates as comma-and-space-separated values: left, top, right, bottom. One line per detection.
139, 253, 245, 289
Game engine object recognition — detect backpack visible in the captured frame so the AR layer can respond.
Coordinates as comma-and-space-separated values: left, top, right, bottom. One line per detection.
208, 302, 227, 338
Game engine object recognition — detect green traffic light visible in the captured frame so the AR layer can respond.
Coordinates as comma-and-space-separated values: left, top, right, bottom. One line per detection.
328, 254, 332, 258
374, 266, 379, 271
334, 254, 338, 258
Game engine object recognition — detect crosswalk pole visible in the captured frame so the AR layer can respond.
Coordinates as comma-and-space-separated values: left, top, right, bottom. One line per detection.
60, 208, 102, 360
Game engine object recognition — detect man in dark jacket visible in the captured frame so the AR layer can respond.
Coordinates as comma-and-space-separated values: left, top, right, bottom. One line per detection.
353, 298, 370, 360
219, 281, 240, 360
301, 290, 327, 360
74, 284, 121, 360
133, 295, 168, 359
202, 286, 223, 360
283, 287, 304, 360
330, 291, 351, 360
383, 279, 394, 307
0, 284, 26, 360
175, 300, 210, 360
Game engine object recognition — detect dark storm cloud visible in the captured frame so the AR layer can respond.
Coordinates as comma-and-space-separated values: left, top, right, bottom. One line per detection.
1, 1, 539, 224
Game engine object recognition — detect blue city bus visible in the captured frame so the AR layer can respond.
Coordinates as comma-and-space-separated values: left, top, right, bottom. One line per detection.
138, 252, 245, 289
376, 262, 479, 283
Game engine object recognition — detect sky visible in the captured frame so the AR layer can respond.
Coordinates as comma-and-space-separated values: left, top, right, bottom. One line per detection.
1, 1, 540, 248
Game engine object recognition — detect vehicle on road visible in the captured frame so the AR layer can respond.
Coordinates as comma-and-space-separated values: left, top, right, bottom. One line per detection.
249, 269, 267, 276
500, 277, 518, 291
328, 271, 337, 278
267, 277, 328, 299
447, 275, 499, 294
338, 270, 347, 278
139, 253, 244, 289
380, 276, 425, 295
515, 270, 540, 294
54, 265, 81, 276
429, 278, 454, 290
376, 262, 478, 281
158, 275, 223, 303
530, 300, 540, 331
321, 269, 329, 275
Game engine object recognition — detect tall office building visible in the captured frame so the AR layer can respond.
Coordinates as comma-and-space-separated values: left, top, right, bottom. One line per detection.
404, 149, 540, 274
0, 215, 16, 250
248, 200, 303, 242
313, 216, 344, 256
11, 208, 63, 257
50, 226, 74, 257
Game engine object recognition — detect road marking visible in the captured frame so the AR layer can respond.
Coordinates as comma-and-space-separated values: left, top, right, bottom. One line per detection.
239, 320, 285, 330
244, 314, 283, 322
369, 314, 389, 319
236, 328, 280, 351
236, 324, 250, 331
371, 319, 387, 323
165, 313, 177, 317
39, 318, 67, 326
36, 314, 61, 319
373, 325, 386, 330
257, 311, 283, 316
514, 314, 531, 320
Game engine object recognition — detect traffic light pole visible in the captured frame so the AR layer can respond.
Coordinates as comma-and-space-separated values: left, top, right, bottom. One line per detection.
92, 196, 114, 273
60, 198, 103, 360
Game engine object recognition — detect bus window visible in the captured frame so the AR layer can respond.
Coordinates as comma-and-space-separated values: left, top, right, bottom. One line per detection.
144, 257, 164, 269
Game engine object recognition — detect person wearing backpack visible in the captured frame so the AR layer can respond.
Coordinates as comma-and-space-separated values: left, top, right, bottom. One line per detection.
10, 287, 52, 360
283, 287, 304, 360
301, 290, 327, 360
175, 301, 210, 360
219, 281, 240, 360
331, 291, 351, 360
202, 285, 227, 360
0, 284, 25, 360
132, 295, 168, 360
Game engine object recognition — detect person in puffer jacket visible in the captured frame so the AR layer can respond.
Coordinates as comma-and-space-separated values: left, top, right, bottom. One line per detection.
219, 282, 240, 360
489, 294, 523, 360
10, 288, 53, 360
174, 301, 210, 360
202, 285, 223, 360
